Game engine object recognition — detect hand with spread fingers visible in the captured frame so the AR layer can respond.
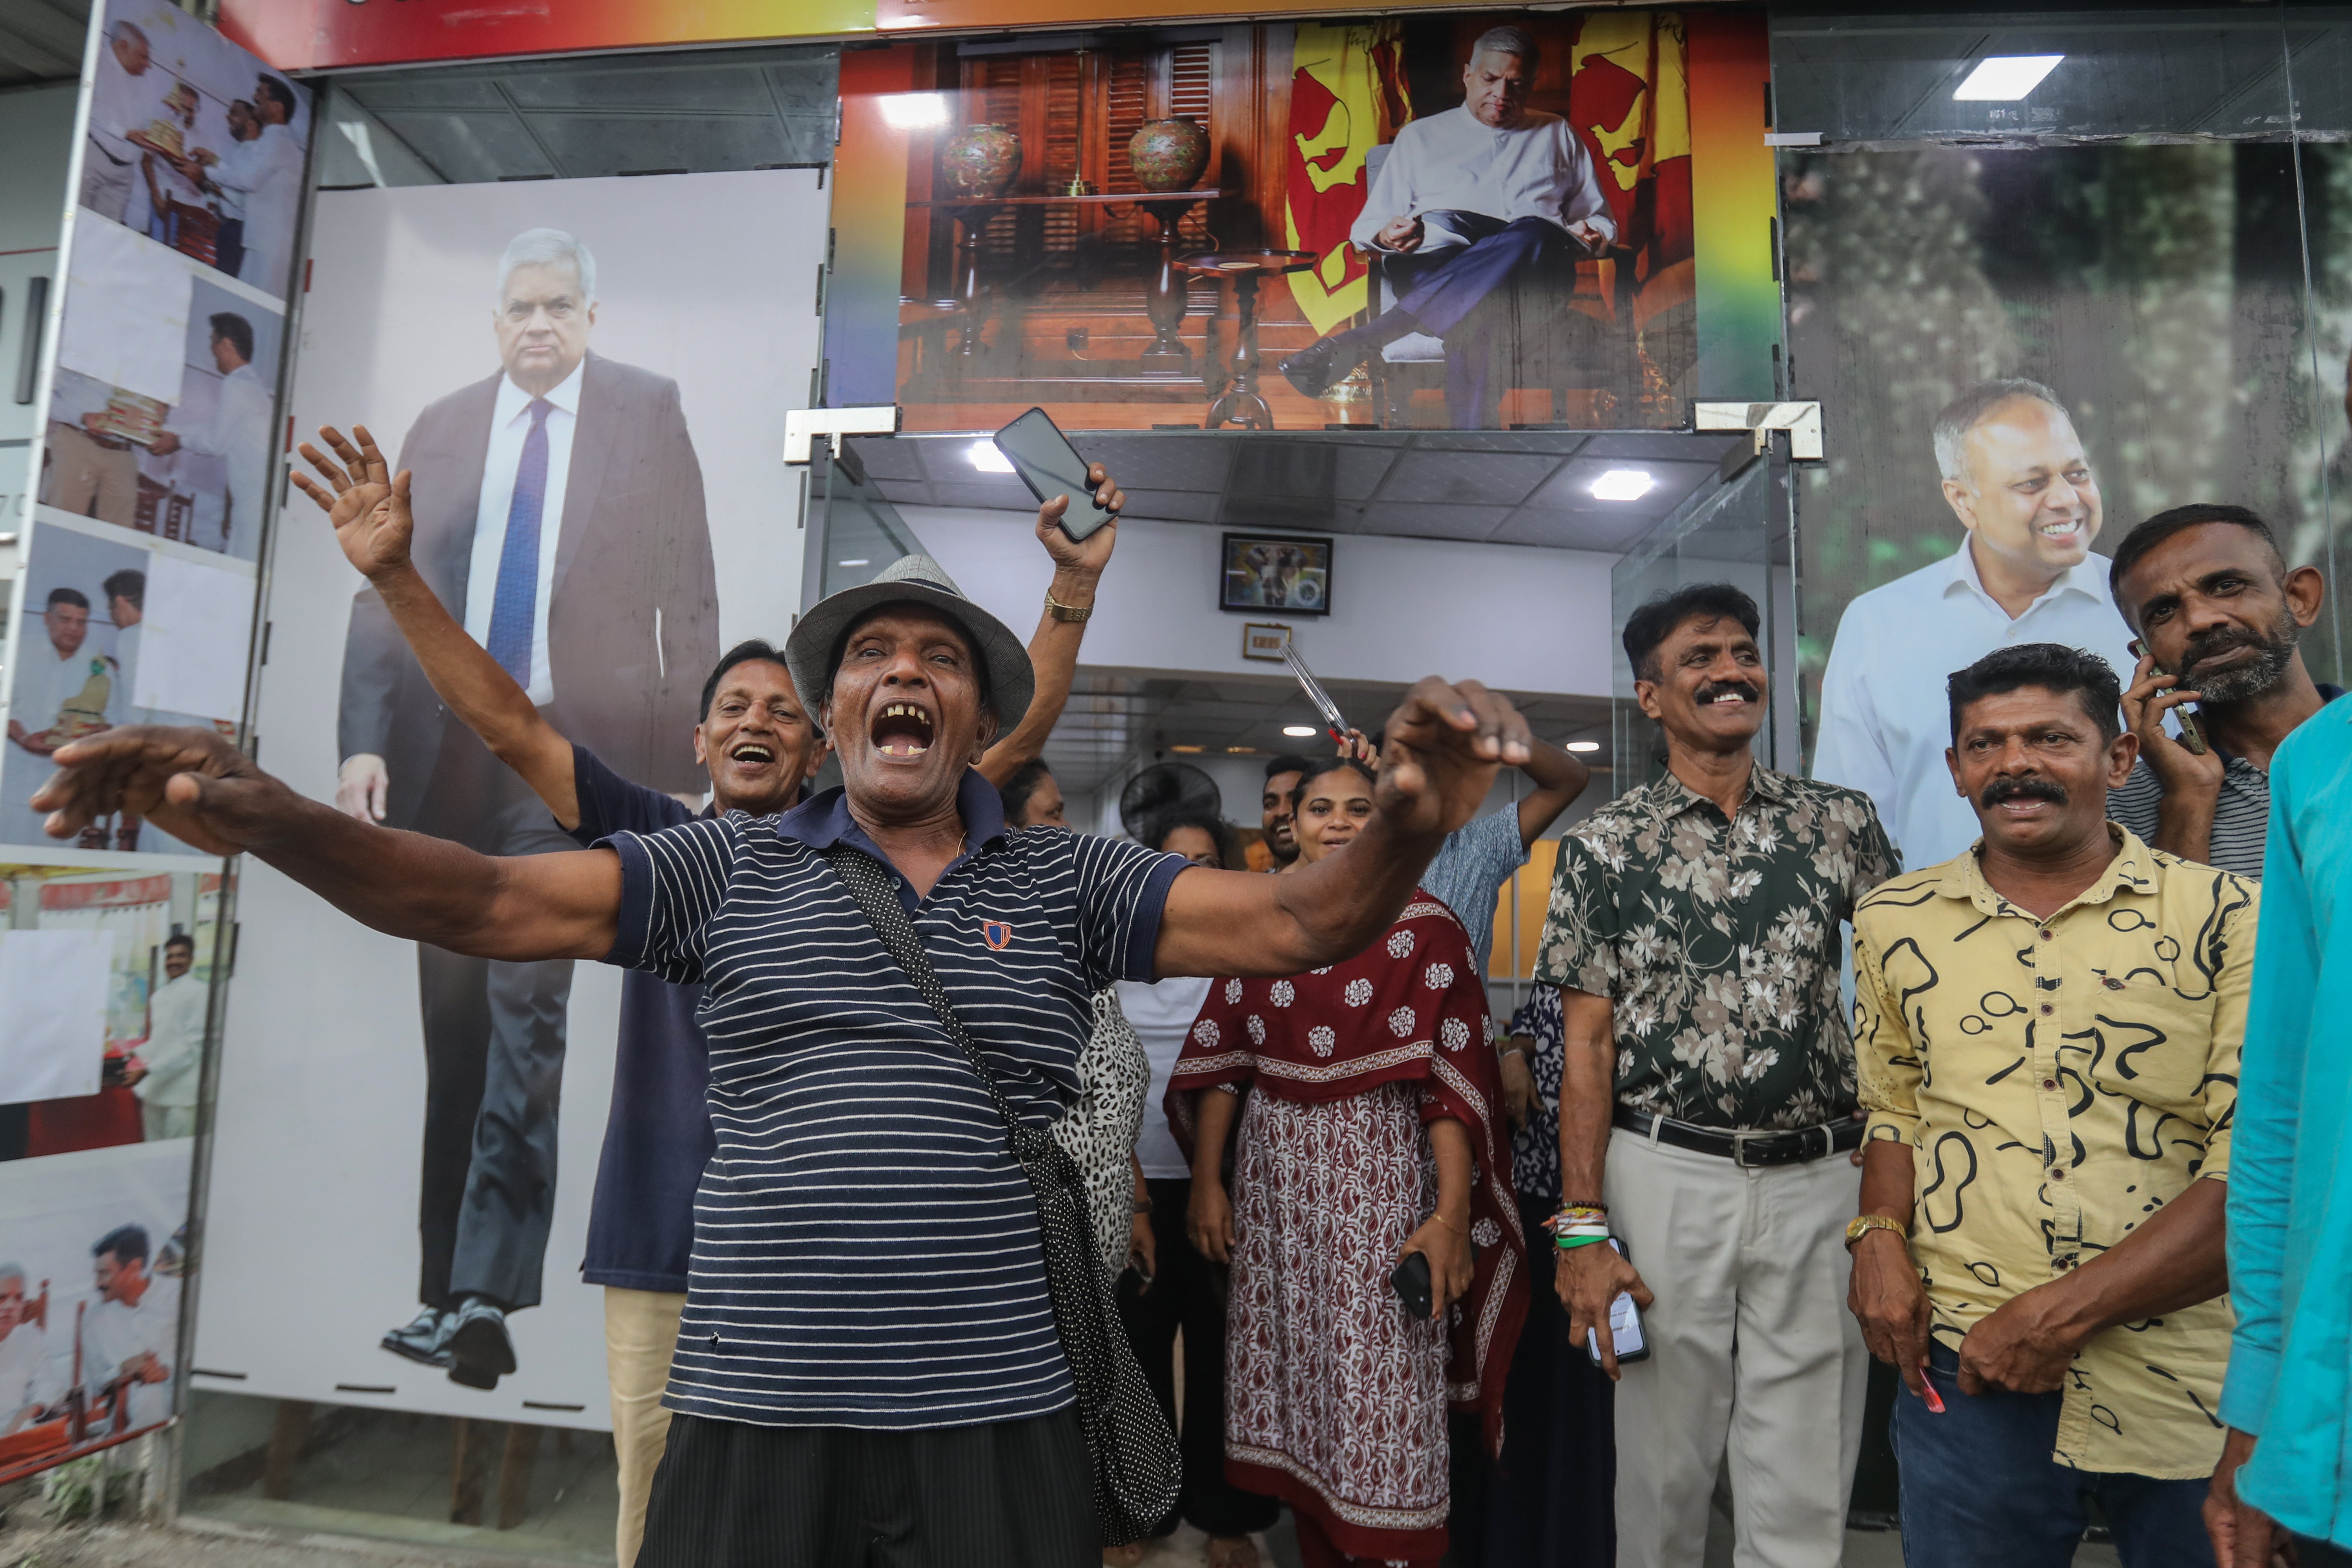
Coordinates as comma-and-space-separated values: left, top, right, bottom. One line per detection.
291, 423, 416, 581
29, 726, 285, 858
1374, 677, 1533, 841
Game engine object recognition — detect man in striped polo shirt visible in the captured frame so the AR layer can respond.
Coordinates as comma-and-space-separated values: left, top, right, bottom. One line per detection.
33, 498, 1534, 1568
2112, 503, 2340, 878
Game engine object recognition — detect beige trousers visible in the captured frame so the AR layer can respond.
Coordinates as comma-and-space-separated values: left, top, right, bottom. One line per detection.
1604, 1131, 1868, 1568
605, 1286, 685, 1567
45, 424, 140, 528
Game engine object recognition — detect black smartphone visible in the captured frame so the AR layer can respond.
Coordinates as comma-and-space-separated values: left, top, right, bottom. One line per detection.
1586, 1236, 1651, 1367
993, 407, 1115, 542
1390, 1251, 1433, 1321
2128, 638, 2209, 756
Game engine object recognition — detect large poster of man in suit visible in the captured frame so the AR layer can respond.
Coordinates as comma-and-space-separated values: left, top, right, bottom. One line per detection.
190, 171, 820, 1424
334, 227, 716, 1390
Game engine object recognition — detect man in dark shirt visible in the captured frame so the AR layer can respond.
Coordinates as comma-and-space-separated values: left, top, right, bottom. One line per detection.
47, 429, 1532, 1568
2112, 503, 2338, 878
290, 423, 1120, 1563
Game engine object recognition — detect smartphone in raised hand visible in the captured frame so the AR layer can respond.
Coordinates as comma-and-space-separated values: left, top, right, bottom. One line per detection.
1281, 642, 1350, 743
993, 407, 1116, 542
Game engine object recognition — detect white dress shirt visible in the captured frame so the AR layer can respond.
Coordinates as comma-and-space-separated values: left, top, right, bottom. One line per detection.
463, 361, 581, 707
1812, 539, 2137, 870
80, 1272, 179, 1433
1112, 975, 1214, 1180
85, 50, 166, 169
1351, 106, 1616, 254
136, 972, 207, 1111
0, 1321, 60, 1430
166, 360, 273, 542
210, 122, 303, 292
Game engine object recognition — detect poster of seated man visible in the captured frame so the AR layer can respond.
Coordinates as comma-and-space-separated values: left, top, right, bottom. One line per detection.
1280, 25, 1618, 429
873, 9, 1700, 433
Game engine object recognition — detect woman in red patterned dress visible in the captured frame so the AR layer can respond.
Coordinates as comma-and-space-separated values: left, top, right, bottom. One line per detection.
1168, 755, 1526, 1568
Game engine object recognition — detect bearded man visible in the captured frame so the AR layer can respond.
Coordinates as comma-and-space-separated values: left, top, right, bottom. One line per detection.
2111, 503, 2340, 878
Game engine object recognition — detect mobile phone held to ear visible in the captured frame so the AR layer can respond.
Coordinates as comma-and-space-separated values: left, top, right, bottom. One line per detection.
1587, 1237, 1650, 1367
2128, 638, 2209, 756
993, 407, 1116, 542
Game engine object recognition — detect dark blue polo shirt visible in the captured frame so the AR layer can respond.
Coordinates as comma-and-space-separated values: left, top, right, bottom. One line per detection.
569, 744, 710, 1294
597, 769, 1182, 1429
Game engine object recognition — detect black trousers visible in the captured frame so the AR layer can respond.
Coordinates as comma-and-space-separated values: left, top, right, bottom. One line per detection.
412, 722, 574, 1312
636, 1409, 1097, 1568
1453, 1194, 1616, 1567
1116, 1177, 1281, 1538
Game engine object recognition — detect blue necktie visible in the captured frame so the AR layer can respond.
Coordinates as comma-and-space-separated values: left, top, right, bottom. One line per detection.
486, 398, 552, 686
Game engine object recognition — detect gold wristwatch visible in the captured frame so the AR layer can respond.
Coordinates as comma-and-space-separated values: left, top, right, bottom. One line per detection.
1845, 1214, 1905, 1250
1044, 592, 1092, 623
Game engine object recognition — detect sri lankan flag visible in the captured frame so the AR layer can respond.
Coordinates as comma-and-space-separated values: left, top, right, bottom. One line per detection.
1283, 21, 1409, 337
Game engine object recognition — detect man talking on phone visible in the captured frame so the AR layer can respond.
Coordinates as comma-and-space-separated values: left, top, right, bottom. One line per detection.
1535, 584, 1895, 1568
1848, 645, 2246, 1567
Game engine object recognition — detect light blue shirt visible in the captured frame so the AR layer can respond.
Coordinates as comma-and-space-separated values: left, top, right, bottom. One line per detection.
2222, 692, 2352, 1545
1421, 807, 1526, 978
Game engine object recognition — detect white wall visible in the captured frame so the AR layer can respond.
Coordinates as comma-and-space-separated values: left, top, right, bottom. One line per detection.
896, 504, 1617, 698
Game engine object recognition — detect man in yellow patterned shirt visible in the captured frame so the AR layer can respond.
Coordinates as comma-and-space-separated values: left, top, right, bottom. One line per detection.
1848, 643, 2251, 1567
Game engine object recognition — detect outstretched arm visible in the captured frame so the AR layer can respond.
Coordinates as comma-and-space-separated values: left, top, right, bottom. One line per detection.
1513, 737, 1591, 849
295, 426, 580, 827
1154, 677, 1531, 977
30, 727, 618, 961
978, 464, 1124, 787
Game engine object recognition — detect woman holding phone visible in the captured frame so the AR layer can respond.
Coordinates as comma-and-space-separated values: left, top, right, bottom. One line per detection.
1168, 755, 1525, 1568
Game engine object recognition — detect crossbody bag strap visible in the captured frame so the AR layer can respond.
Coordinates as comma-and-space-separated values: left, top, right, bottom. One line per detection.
818, 844, 1029, 1143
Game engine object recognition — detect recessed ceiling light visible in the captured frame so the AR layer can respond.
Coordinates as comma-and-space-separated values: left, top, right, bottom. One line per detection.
1567, 740, 1602, 753
877, 92, 950, 128
1591, 469, 1654, 502
1227, 746, 1257, 754
968, 440, 1015, 474
836, 558, 870, 567
1953, 54, 2063, 101
1281, 724, 1318, 738
1169, 744, 1204, 753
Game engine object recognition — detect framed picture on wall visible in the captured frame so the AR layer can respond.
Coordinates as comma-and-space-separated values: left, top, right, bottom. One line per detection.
1220, 533, 1333, 616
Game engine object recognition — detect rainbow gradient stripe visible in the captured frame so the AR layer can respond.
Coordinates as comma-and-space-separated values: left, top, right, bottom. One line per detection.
1686, 9, 1781, 402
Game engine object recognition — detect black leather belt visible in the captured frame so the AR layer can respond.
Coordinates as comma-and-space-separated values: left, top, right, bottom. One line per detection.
1613, 1106, 1864, 1168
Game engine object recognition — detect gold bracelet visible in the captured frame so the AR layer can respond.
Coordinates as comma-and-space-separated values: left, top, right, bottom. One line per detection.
1434, 1211, 1469, 1237
1044, 591, 1092, 623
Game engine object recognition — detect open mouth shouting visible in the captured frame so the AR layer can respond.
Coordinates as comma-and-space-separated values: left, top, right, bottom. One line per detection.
728, 740, 777, 769
871, 701, 937, 759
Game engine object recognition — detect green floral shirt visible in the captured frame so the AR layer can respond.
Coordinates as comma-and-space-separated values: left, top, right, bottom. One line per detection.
1534, 765, 1897, 1130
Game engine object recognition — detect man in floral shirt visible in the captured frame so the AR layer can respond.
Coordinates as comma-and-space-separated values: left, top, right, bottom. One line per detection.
1537, 583, 1896, 1568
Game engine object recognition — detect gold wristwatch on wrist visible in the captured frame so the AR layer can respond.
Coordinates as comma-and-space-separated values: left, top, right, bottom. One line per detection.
1845, 1213, 1906, 1250
1044, 591, 1093, 623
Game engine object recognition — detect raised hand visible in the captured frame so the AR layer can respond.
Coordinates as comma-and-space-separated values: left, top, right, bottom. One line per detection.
1375, 677, 1531, 840
1033, 461, 1123, 577
292, 424, 415, 580
28, 727, 287, 858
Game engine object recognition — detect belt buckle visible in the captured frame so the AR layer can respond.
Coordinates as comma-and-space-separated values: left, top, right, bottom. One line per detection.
1731, 1129, 1766, 1169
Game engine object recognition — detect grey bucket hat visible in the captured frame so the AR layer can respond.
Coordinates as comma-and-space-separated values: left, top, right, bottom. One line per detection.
784, 554, 1035, 734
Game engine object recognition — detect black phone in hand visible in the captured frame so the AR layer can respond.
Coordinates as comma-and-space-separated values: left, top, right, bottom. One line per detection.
1391, 1251, 1433, 1320
992, 407, 1115, 542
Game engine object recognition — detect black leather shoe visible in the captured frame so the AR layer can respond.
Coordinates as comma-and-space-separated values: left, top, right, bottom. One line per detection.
380, 1307, 453, 1368
446, 1297, 517, 1390
1279, 336, 1354, 399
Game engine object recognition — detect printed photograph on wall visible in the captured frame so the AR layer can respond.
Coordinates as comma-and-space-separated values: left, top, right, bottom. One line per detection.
42, 233, 284, 561
0, 870, 225, 1164
0, 1142, 195, 1483
1783, 141, 2340, 869
198, 168, 823, 1427
76, 0, 312, 301
879, 10, 1696, 433
0, 523, 251, 859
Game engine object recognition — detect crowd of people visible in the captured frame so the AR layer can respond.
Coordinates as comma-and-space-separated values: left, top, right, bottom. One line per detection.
29, 373, 2352, 1568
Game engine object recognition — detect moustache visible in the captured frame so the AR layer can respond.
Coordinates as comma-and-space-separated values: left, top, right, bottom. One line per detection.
2180, 626, 2272, 676
1980, 776, 2068, 809
1696, 682, 1760, 706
